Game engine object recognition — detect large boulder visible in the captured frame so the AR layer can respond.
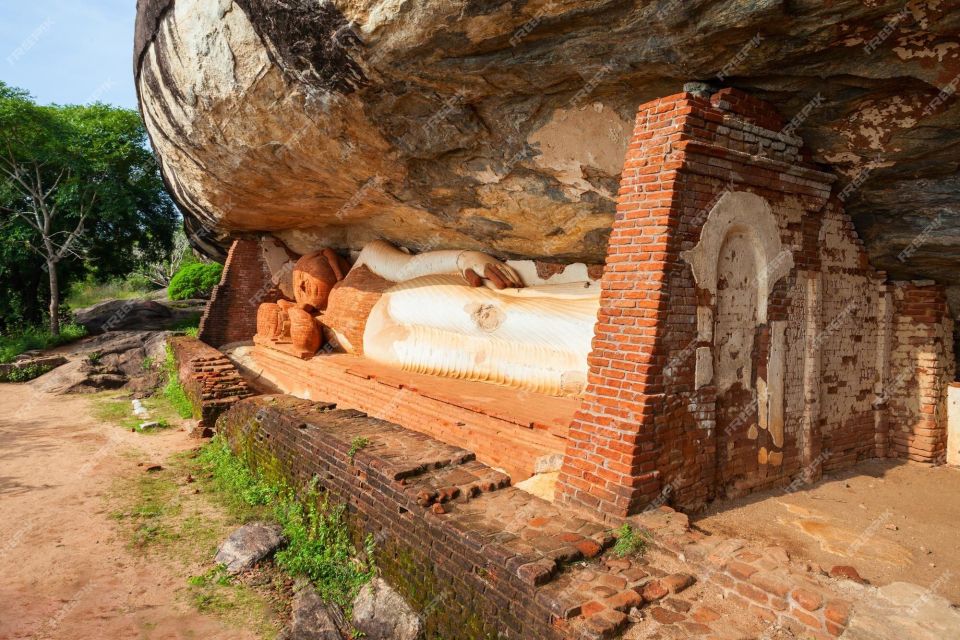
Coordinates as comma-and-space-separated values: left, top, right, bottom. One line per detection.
31, 331, 170, 394
351, 578, 423, 640
135, 1, 960, 287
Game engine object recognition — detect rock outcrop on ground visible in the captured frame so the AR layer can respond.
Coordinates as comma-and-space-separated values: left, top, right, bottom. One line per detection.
135, 0, 959, 287
31, 331, 170, 394
74, 298, 205, 335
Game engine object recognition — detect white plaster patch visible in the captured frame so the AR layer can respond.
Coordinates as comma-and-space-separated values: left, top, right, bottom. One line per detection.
695, 347, 713, 390
681, 191, 793, 325
527, 103, 631, 198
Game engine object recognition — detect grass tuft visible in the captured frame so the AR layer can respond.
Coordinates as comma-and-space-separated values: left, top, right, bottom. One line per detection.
612, 523, 652, 558
0, 323, 87, 364
163, 344, 196, 419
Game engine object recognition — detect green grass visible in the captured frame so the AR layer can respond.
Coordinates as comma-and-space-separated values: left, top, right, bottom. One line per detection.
197, 437, 376, 608
163, 345, 196, 419
112, 468, 182, 548
107, 449, 281, 638
93, 392, 179, 434
348, 437, 370, 463
65, 274, 156, 309
612, 523, 652, 558
0, 323, 87, 364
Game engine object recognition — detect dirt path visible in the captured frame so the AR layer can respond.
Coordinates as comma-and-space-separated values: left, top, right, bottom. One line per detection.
694, 458, 960, 604
0, 383, 262, 640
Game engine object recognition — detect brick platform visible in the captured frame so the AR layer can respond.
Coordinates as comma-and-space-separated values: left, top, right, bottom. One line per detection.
169, 336, 255, 428
248, 345, 577, 482
218, 394, 855, 640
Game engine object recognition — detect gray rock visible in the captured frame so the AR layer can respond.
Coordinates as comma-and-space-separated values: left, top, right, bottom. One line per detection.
73, 298, 206, 335
281, 584, 344, 640
351, 578, 423, 640
214, 522, 284, 575
841, 581, 960, 640
31, 331, 170, 394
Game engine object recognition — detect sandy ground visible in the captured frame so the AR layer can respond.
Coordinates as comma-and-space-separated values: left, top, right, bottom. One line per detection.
693, 459, 960, 604
0, 383, 261, 640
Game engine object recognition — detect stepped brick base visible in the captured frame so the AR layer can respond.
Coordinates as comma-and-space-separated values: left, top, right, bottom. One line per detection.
217, 394, 853, 640
169, 337, 255, 428
248, 345, 576, 482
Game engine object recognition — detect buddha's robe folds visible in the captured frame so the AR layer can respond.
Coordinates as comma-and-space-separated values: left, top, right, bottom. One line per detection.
361, 275, 600, 396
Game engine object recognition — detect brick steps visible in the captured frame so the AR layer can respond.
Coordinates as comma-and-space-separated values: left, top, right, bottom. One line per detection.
218, 395, 852, 640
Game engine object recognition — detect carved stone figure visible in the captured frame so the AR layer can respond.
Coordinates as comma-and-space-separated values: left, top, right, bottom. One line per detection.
288, 307, 322, 354
255, 302, 284, 340
292, 249, 350, 312
320, 240, 600, 397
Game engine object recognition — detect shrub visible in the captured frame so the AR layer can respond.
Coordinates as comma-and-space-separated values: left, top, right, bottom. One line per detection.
168, 263, 223, 301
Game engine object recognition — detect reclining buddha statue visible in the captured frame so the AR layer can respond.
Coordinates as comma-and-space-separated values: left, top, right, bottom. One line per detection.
256, 240, 601, 397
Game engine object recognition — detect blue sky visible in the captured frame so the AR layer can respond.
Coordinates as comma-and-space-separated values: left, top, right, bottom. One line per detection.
0, 1, 138, 109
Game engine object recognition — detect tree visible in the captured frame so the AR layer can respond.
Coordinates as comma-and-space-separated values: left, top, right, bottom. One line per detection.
0, 82, 177, 334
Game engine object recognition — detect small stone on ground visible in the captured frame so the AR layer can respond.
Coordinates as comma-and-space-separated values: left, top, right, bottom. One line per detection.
215, 522, 284, 575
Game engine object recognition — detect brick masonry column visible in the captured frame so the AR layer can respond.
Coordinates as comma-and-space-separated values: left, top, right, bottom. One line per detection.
198, 237, 278, 347
555, 93, 702, 518
887, 282, 955, 463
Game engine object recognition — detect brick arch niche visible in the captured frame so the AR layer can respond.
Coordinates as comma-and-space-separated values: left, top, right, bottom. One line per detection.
555, 88, 955, 520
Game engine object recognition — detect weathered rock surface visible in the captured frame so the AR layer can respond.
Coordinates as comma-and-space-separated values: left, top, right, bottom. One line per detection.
214, 522, 284, 574
135, 0, 960, 286
74, 298, 205, 335
280, 583, 345, 640
351, 577, 423, 640
31, 331, 170, 394
840, 581, 960, 639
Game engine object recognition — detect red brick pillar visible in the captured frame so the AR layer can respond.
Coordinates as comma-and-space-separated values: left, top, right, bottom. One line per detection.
555, 93, 700, 518
198, 238, 279, 347
887, 282, 955, 463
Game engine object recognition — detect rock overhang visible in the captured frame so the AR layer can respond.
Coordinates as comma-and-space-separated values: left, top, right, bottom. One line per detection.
134, 0, 960, 289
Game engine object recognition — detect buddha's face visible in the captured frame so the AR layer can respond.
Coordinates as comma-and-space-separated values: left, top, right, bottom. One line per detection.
292, 251, 339, 311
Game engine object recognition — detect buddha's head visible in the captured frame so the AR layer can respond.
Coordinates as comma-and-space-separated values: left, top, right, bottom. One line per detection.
292, 251, 340, 312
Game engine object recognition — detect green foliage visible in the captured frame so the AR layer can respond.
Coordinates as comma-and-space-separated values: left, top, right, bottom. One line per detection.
0, 81, 177, 332
163, 345, 196, 419
0, 323, 87, 363
168, 262, 223, 301
612, 523, 652, 558
348, 437, 371, 463
66, 273, 156, 309
87, 351, 103, 364
197, 438, 279, 512
0, 363, 55, 382
197, 437, 375, 607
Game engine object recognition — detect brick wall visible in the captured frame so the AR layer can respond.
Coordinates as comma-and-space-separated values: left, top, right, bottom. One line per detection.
887, 282, 955, 463
216, 395, 573, 640
198, 238, 279, 347
169, 336, 256, 428
557, 88, 955, 518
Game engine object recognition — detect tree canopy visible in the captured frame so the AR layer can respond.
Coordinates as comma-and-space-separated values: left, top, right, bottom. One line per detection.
0, 81, 177, 332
